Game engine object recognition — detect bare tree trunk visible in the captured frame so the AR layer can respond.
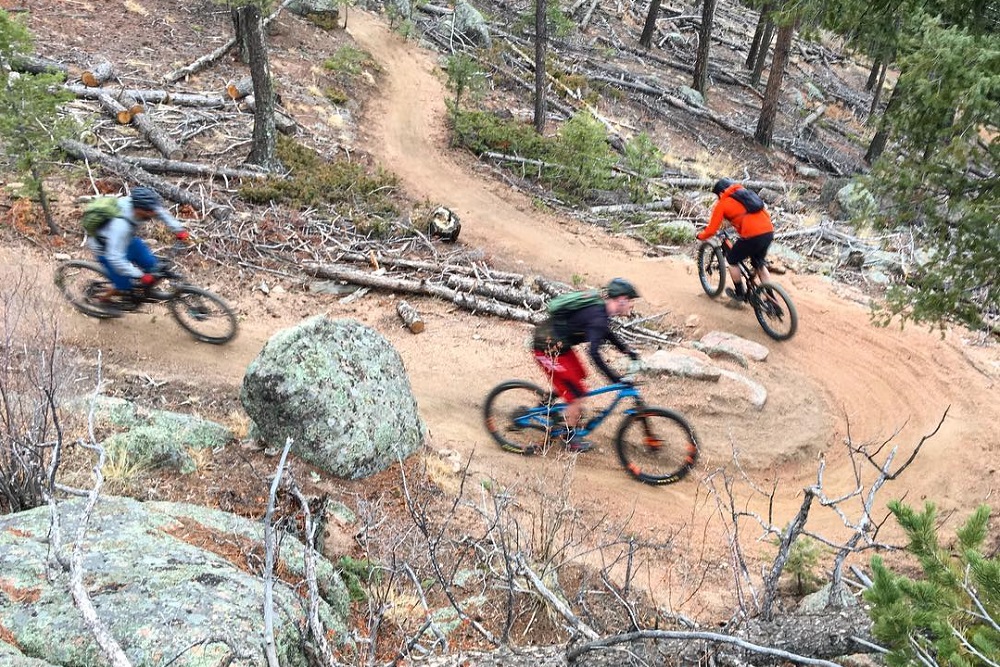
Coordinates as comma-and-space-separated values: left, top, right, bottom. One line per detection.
533, 0, 547, 133
865, 57, 882, 90
638, 0, 662, 48
754, 19, 796, 147
750, 19, 774, 86
865, 81, 902, 164
692, 0, 718, 96
745, 3, 771, 69
867, 60, 887, 120
240, 4, 282, 172
231, 6, 251, 63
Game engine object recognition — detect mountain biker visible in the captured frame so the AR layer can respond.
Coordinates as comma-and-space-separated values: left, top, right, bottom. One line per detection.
697, 178, 774, 305
87, 187, 191, 311
532, 278, 642, 453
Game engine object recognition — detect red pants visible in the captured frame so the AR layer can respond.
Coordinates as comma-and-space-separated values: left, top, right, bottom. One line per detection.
533, 349, 587, 401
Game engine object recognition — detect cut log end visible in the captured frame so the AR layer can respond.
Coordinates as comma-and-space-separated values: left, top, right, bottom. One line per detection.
81, 62, 115, 88
396, 300, 425, 334
115, 110, 132, 124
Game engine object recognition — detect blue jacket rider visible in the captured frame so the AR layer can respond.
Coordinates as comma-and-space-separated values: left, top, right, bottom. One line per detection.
86, 186, 189, 293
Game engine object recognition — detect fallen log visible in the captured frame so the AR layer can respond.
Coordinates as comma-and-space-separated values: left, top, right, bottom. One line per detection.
10, 54, 67, 76
589, 199, 674, 214
396, 300, 426, 333
445, 274, 547, 309
163, 0, 296, 83
123, 155, 270, 181
334, 251, 527, 284
59, 139, 229, 220
89, 92, 184, 160
243, 95, 297, 135
118, 93, 185, 160
81, 62, 114, 87
303, 263, 542, 324
65, 83, 228, 108
798, 103, 828, 137
226, 76, 254, 100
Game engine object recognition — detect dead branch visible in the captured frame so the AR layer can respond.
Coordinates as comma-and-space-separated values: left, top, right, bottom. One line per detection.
163, 0, 297, 83
263, 437, 294, 667
288, 483, 342, 667
59, 139, 230, 219
589, 199, 674, 214
568, 628, 844, 666
798, 104, 828, 138
579, 0, 601, 29
514, 553, 600, 641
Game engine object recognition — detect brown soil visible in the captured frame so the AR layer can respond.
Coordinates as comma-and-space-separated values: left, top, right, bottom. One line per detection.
4, 0, 1000, 627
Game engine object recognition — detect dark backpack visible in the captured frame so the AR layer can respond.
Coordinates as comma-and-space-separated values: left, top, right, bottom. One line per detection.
534, 290, 604, 352
81, 196, 121, 236
729, 187, 766, 214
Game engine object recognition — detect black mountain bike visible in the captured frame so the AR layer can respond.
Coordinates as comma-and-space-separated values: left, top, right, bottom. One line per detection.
483, 379, 699, 485
54, 247, 238, 345
697, 229, 798, 341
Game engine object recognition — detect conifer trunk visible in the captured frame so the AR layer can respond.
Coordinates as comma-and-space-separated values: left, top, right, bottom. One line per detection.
240, 4, 282, 172
692, 0, 718, 96
754, 19, 797, 147
639, 0, 662, 48
533, 0, 548, 133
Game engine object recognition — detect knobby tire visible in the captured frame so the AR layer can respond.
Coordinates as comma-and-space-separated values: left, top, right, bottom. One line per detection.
54, 260, 121, 319
615, 407, 699, 485
697, 243, 727, 297
167, 285, 238, 345
752, 282, 798, 341
483, 380, 558, 455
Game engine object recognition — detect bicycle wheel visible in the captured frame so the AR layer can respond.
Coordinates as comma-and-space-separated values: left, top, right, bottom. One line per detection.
615, 407, 698, 485
483, 380, 559, 455
53, 260, 121, 319
697, 243, 726, 297
752, 282, 798, 341
167, 285, 238, 345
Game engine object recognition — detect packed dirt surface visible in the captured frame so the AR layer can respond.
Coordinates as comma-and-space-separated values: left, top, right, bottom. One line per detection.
5, 2, 1000, 620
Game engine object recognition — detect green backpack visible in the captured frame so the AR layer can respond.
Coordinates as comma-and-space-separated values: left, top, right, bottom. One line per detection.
81, 196, 121, 236
534, 290, 604, 352
546, 289, 603, 317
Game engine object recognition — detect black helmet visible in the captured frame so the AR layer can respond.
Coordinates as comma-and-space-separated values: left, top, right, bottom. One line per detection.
606, 277, 639, 299
712, 178, 736, 196
130, 186, 162, 211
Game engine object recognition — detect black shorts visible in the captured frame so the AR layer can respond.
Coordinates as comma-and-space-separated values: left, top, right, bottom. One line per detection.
726, 232, 773, 270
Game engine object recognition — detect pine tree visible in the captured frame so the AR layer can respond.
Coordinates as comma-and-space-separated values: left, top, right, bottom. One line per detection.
865, 501, 1000, 667
0, 10, 74, 234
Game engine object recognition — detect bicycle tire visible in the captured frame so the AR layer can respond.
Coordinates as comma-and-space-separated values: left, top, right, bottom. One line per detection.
53, 260, 121, 319
752, 282, 798, 341
167, 285, 238, 345
483, 380, 558, 455
615, 407, 698, 485
697, 243, 727, 297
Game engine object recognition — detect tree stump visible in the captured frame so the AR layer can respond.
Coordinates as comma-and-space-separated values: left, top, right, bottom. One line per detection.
396, 300, 425, 333
427, 206, 461, 242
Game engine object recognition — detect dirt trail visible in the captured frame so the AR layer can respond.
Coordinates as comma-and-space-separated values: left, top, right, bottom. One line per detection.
346, 10, 1000, 525
5, 8, 997, 593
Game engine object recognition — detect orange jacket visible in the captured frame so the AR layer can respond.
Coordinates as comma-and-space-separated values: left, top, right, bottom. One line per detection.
697, 183, 773, 241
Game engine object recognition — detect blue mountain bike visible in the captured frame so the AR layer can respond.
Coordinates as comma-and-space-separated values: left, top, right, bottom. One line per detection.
483, 380, 699, 485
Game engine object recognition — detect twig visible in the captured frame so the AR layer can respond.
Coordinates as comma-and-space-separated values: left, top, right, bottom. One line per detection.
263, 437, 294, 667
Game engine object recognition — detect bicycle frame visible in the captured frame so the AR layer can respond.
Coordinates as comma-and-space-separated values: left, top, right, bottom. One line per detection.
718, 231, 761, 291
514, 381, 643, 439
